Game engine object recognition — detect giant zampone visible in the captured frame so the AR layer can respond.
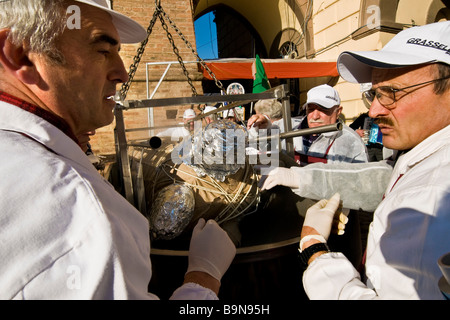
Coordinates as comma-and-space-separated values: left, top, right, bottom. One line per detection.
129, 119, 260, 245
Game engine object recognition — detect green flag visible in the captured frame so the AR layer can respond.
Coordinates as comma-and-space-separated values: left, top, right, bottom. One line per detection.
252, 54, 270, 93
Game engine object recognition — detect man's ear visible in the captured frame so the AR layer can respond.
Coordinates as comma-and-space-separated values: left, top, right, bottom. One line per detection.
0, 29, 40, 84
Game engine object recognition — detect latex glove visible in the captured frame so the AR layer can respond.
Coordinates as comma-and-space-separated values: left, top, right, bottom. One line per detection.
186, 219, 236, 282
332, 208, 350, 235
260, 167, 300, 190
303, 193, 342, 241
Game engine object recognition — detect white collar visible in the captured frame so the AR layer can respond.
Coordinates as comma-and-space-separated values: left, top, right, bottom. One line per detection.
394, 124, 450, 175
0, 101, 96, 173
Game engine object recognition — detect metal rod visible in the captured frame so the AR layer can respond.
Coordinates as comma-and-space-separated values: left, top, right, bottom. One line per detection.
280, 122, 343, 139
118, 87, 283, 110
114, 108, 135, 205
125, 124, 184, 132
280, 84, 293, 156
150, 63, 172, 99
250, 122, 342, 143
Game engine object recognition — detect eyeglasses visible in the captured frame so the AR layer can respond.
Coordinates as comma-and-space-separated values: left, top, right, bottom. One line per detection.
363, 76, 450, 108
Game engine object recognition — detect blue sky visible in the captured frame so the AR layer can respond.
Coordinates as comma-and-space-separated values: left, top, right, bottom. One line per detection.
194, 11, 218, 60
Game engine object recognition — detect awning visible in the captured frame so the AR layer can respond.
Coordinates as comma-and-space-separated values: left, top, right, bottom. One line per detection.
200, 58, 339, 80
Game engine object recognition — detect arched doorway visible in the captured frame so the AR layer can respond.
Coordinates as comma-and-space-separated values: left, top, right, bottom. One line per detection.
194, 5, 267, 97
195, 5, 266, 59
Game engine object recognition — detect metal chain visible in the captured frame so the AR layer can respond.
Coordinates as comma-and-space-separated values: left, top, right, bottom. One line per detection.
158, 10, 198, 96
119, 1, 225, 101
159, 7, 225, 93
119, 8, 160, 100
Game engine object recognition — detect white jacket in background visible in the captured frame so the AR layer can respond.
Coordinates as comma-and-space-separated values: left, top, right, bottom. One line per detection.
273, 117, 369, 164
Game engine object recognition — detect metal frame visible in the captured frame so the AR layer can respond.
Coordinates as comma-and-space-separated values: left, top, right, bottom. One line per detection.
114, 84, 293, 206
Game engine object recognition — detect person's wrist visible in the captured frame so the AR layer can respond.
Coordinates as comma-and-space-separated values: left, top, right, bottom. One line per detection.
308, 249, 329, 265
301, 226, 321, 241
299, 234, 326, 252
183, 271, 220, 295
300, 226, 328, 264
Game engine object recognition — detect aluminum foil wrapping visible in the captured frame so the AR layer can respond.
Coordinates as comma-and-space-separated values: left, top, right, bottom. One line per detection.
149, 184, 195, 240
181, 120, 247, 181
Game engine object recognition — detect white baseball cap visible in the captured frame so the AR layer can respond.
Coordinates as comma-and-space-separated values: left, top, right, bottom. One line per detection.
338, 21, 450, 83
74, 0, 146, 43
183, 108, 196, 119
223, 109, 235, 118
203, 106, 217, 113
303, 84, 341, 109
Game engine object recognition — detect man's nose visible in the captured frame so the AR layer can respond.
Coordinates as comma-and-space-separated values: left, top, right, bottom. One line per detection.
368, 99, 390, 119
310, 109, 321, 119
109, 54, 129, 84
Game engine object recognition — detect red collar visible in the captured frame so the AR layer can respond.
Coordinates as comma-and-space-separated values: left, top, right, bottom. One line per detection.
0, 91, 79, 144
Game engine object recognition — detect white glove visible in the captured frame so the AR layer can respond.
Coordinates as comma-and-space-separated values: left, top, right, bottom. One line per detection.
260, 167, 300, 190
303, 193, 343, 241
186, 219, 236, 282
333, 208, 350, 236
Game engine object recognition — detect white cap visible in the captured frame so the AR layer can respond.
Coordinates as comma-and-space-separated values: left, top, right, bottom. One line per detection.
74, 0, 146, 43
223, 109, 235, 118
338, 21, 450, 83
303, 84, 340, 109
203, 106, 217, 113
183, 109, 196, 119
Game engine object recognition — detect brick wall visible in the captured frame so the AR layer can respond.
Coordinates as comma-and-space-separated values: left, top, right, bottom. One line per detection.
90, 0, 203, 155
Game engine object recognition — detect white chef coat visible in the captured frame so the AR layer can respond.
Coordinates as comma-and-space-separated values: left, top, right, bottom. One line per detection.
303, 125, 450, 299
273, 117, 369, 165
157, 125, 191, 141
0, 99, 217, 300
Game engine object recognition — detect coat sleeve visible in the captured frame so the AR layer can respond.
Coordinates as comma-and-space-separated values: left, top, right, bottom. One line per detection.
290, 161, 393, 211
170, 283, 218, 300
303, 252, 379, 300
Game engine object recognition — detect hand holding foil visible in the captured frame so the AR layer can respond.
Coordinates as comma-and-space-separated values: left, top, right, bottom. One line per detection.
186, 218, 236, 282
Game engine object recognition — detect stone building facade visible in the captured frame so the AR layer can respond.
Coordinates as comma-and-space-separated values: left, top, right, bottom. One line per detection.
91, 0, 449, 155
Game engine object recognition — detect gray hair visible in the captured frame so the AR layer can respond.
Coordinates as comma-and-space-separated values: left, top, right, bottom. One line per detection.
205, 113, 217, 121
434, 63, 450, 95
254, 99, 283, 120
0, 0, 67, 63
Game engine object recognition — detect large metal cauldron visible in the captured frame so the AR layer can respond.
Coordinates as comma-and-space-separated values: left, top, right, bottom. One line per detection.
147, 184, 363, 300
123, 122, 362, 300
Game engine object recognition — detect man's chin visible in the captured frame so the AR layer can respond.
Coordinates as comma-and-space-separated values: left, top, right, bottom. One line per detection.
381, 136, 401, 151
96, 114, 115, 129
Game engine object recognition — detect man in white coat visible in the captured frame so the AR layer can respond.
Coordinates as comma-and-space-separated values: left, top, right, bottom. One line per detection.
297, 21, 450, 299
0, 0, 235, 299
248, 84, 369, 166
